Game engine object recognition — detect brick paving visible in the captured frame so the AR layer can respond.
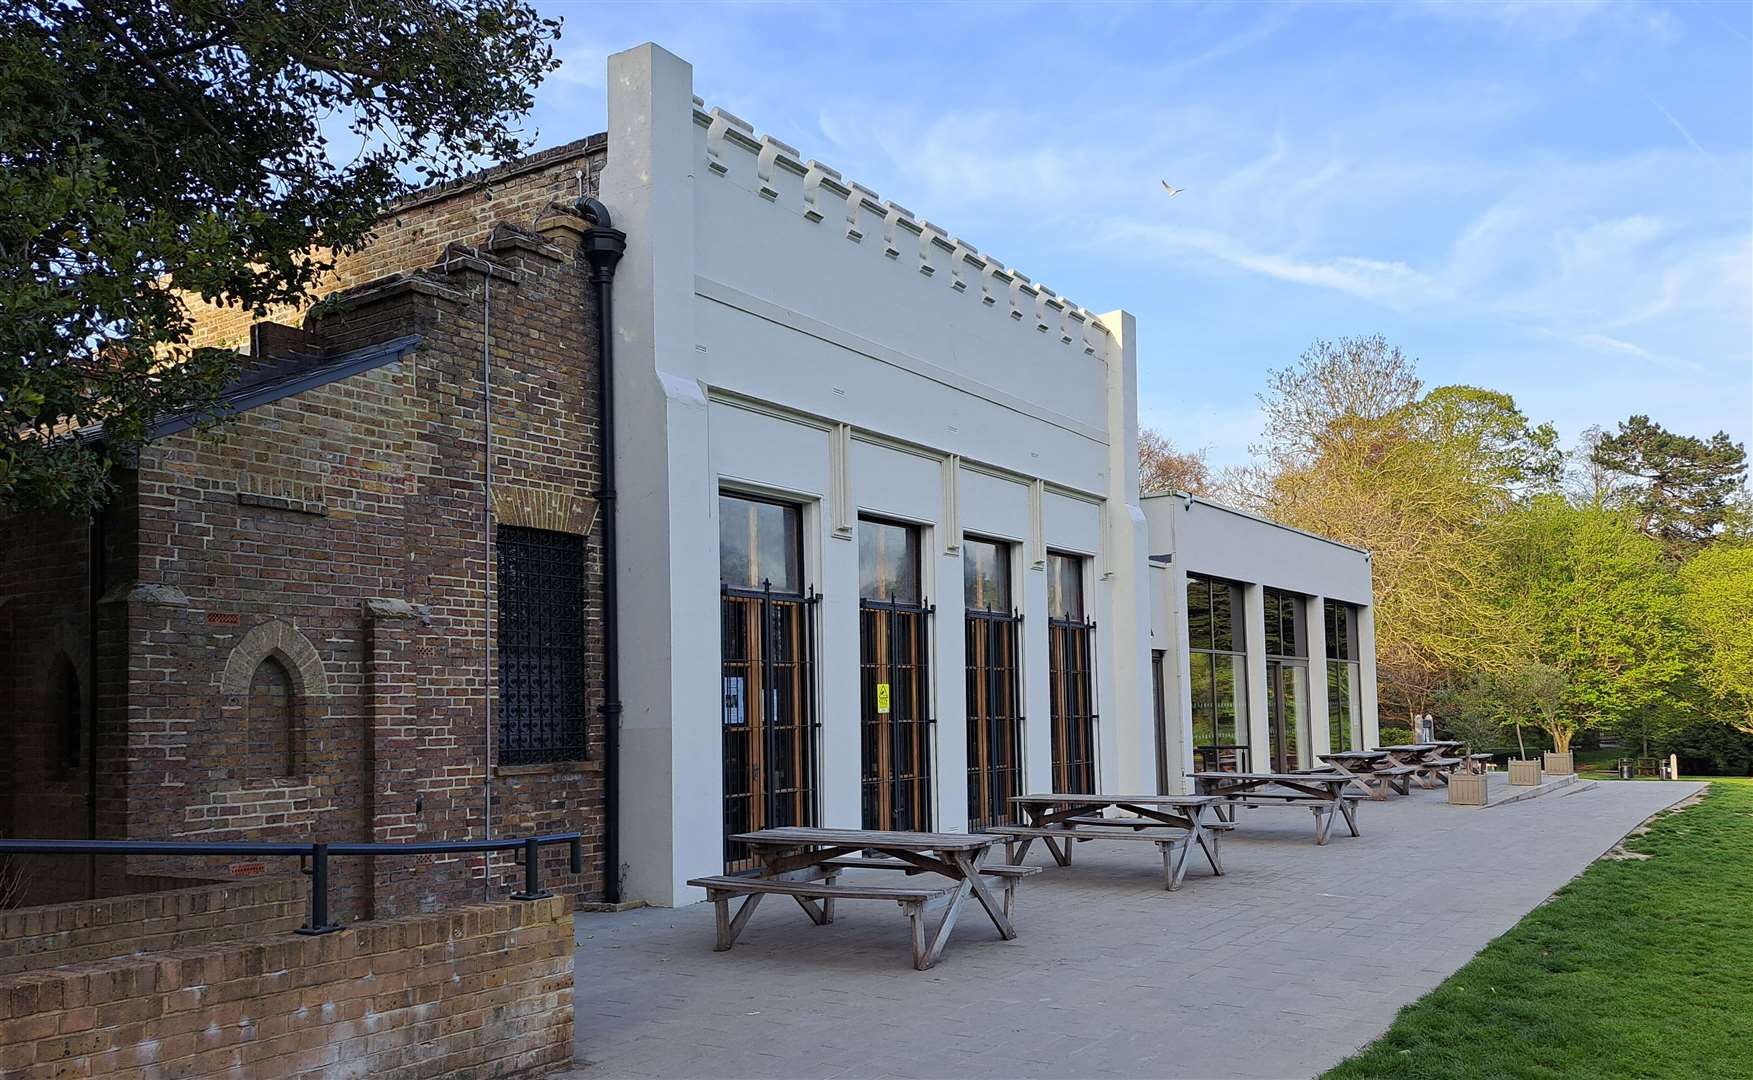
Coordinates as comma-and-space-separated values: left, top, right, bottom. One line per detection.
561, 780, 1702, 1080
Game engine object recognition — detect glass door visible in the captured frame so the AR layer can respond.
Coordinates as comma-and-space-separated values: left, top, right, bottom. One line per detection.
1264, 587, 1310, 773
719, 494, 818, 872
859, 517, 934, 832
1266, 661, 1309, 773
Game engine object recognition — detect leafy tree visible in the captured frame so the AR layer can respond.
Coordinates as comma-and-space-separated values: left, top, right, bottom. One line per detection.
1251, 337, 1556, 718
1, 0, 561, 514
1680, 542, 1753, 734
1590, 415, 1748, 552
1491, 497, 1690, 753
1138, 428, 1212, 496
1437, 674, 1509, 756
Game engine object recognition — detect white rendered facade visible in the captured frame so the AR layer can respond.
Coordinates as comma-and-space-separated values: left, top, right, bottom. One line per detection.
1144, 494, 1380, 792
598, 44, 1374, 906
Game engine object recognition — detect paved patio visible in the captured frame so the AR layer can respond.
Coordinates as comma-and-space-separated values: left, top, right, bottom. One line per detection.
560, 779, 1702, 1080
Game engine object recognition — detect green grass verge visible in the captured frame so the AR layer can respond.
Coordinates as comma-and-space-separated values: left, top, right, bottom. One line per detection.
1321, 779, 1753, 1080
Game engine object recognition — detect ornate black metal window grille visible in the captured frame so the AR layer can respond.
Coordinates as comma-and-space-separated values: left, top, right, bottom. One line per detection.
860, 596, 935, 832
1049, 615, 1098, 795
966, 608, 1024, 831
497, 526, 588, 766
721, 581, 821, 872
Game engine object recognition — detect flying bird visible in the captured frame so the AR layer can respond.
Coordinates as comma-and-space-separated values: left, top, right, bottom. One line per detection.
1161, 181, 1186, 197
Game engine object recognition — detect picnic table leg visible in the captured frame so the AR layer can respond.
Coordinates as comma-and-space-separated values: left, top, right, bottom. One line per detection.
922, 876, 975, 970
905, 900, 928, 970
1338, 798, 1360, 838
1311, 805, 1334, 845
948, 849, 1017, 941
1191, 810, 1224, 876
1042, 834, 1072, 867
714, 891, 765, 951
1160, 839, 1193, 891
1005, 836, 1036, 866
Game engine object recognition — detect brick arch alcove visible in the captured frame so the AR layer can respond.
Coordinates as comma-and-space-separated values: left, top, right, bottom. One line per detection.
219, 620, 331, 699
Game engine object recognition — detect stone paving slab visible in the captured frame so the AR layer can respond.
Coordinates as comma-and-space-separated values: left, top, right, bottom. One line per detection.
559, 780, 1702, 1080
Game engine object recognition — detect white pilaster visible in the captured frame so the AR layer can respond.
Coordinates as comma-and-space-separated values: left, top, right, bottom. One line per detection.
1306, 594, 1331, 762
1358, 601, 1382, 749
1094, 310, 1151, 796
601, 43, 716, 908
1243, 583, 1270, 772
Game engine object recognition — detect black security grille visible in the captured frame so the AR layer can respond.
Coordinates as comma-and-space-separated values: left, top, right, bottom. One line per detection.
1049, 616, 1098, 794
966, 609, 1023, 831
861, 598, 934, 832
498, 526, 588, 765
721, 582, 820, 872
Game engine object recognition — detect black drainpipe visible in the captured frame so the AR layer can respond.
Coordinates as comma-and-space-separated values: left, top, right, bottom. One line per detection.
575, 196, 626, 904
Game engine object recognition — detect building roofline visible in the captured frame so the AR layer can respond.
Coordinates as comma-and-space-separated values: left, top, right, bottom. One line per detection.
77, 334, 421, 447
391, 134, 608, 216
1143, 490, 1372, 557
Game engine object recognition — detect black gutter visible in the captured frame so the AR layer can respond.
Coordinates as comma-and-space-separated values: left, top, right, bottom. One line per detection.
575, 196, 627, 904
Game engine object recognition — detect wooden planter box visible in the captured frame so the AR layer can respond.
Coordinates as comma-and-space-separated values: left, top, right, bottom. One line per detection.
1544, 751, 1575, 776
1447, 771, 1488, 806
1508, 759, 1542, 786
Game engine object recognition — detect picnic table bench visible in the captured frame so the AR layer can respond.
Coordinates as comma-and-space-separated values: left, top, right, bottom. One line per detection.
1190, 772, 1365, 845
686, 827, 1034, 971
990, 794, 1231, 891
1315, 751, 1418, 800
1376, 743, 1465, 788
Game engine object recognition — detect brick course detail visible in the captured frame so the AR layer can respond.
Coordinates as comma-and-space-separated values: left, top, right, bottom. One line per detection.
0, 893, 575, 1079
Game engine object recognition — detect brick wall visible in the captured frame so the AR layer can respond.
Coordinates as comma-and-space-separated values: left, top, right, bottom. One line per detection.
1, 137, 611, 915
0, 878, 303, 976
0, 894, 574, 1079
187, 137, 606, 352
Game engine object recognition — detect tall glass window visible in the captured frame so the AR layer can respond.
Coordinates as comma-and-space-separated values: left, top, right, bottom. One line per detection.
860, 517, 932, 831
1324, 600, 1362, 754
1047, 552, 1096, 793
719, 493, 817, 871
1263, 587, 1309, 772
1186, 575, 1248, 772
963, 537, 1022, 830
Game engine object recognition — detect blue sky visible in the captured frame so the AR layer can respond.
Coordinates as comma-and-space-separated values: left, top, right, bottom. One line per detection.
520, 0, 1751, 467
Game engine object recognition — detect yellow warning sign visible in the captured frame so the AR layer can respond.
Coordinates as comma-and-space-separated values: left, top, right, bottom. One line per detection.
876, 683, 892, 714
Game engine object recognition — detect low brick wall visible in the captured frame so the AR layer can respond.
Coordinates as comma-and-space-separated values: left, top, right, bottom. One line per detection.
0, 878, 304, 976
0, 894, 574, 1078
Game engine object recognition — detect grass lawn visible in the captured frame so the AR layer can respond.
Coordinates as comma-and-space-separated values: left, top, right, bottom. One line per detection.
1322, 779, 1753, 1079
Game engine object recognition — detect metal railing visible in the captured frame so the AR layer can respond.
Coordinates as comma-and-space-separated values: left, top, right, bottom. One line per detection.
0, 833, 583, 934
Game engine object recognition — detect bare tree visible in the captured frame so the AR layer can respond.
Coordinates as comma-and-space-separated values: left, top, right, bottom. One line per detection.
1254, 334, 1423, 469
1138, 429, 1213, 496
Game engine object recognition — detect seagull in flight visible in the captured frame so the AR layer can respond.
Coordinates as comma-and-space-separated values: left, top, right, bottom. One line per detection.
1161, 181, 1186, 197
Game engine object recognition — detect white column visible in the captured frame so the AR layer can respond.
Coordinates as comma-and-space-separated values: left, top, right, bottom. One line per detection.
817, 504, 862, 829
1306, 594, 1331, 763
1358, 602, 1382, 749
1094, 310, 1151, 796
600, 44, 714, 907
934, 532, 970, 832
1021, 547, 1053, 795
1243, 583, 1270, 772
1162, 561, 1195, 793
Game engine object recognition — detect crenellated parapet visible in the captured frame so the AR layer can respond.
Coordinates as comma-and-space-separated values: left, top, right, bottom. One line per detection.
692, 99, 1112, 360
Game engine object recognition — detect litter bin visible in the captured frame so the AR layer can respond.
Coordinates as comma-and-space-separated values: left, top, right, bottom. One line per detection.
1619, 759, 1634, 780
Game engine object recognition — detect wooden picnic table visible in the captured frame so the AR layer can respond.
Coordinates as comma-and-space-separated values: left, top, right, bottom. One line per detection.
1190, 771, 1364, 845
1375, 743, 1465, 788
1316, 751, 1416, 800
687, 826, 1031, 971
994, 794, 1229, 890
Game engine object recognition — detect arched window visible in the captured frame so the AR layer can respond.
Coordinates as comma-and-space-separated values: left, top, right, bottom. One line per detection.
49, 653, 82, 777
246, 656, 296, 781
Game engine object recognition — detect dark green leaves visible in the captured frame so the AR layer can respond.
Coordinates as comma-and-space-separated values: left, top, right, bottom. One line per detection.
1, 0, 561, 513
